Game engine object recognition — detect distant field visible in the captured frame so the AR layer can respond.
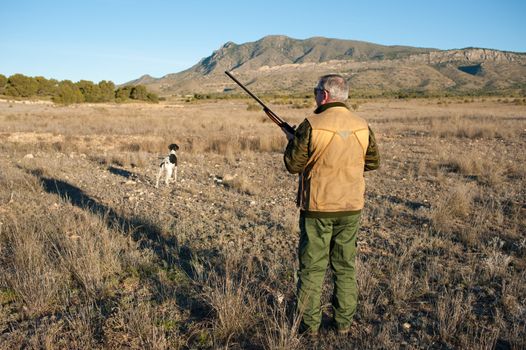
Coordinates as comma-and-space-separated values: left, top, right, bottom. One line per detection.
0, 98, 524, 349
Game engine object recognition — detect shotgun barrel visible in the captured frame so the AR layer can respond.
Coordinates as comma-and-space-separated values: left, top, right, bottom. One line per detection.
224, 71, 295, 134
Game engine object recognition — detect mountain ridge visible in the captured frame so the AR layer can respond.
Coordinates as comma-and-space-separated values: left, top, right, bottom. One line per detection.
126, 35, 526, 96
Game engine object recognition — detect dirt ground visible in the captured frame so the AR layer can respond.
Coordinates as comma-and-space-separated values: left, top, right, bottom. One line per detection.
0, 98, 525, 349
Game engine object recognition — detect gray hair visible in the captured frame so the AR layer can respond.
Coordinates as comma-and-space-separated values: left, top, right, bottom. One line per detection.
317, 74, 349, 101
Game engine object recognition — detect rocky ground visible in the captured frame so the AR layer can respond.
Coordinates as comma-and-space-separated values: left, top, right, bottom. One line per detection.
0, 99, 525, 349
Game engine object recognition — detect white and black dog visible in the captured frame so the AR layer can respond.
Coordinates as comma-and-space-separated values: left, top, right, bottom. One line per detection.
155, 143, 179, 188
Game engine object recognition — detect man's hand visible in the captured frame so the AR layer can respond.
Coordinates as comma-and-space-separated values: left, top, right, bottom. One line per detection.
282, 125, 295, 142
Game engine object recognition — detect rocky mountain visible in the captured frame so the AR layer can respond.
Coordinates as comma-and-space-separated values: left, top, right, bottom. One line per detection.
126, 74, 157, 86
128, 35, 526, 96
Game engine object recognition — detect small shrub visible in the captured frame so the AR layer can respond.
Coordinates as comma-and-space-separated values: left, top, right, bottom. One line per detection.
431, 184, 474, 234
247, 103, 261, 111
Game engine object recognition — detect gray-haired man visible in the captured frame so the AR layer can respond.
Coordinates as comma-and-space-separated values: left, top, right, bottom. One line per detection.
283, 74, 380, 335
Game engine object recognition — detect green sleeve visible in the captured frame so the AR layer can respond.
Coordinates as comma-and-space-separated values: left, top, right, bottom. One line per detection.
284, 119, 311, 174
364, 126, 380, 171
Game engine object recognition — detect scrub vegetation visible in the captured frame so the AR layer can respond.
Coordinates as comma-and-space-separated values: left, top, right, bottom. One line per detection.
0, 97, 524, 349
0, 73, 158, 104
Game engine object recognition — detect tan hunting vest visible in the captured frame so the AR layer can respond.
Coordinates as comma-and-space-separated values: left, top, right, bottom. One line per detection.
299, 106, 369, 212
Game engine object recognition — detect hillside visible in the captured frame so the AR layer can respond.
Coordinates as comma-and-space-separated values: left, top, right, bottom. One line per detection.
127, 35, 526, 96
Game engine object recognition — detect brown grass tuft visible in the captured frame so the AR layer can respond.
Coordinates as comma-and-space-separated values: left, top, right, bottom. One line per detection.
430, 183, 474, 234
201, 258, 259, 344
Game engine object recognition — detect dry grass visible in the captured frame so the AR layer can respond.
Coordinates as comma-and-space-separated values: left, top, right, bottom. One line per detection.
0, 98, 525, 349
202, 260, 259, 343
262, 304, 303, 350
436, 290, 472, 343
430, 183, 474, 235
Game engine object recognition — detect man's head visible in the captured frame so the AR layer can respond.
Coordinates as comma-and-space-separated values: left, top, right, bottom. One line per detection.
314, 74, 349, 107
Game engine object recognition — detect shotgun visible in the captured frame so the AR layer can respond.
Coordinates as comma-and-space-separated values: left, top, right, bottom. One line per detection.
224, 71, 295, 135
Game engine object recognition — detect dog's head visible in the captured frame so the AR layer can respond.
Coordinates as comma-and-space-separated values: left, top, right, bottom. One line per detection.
168, 143, 179, 151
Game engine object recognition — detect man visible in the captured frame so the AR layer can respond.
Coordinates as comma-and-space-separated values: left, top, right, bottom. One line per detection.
282, 74, 380, 335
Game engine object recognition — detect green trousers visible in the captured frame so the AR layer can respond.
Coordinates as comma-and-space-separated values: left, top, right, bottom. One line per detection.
296, 212, 360, 332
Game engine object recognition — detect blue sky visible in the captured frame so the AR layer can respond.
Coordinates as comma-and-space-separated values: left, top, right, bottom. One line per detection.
2, 0, 525, 84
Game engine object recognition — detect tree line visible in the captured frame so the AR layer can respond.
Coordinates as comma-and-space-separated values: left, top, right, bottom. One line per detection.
0, 73, 159, 104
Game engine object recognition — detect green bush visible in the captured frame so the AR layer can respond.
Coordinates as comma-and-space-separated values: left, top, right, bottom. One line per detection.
0, 74, 7, 94
115, 86, 132, 102
53, 80, 85, 104
98, 80, 115, 102
146, 92, 159, 103
115, 85, 158, 103
77, 80, 102, 102
130, 85, 148, 100
5, 74, 38, 97
35, 76, 57, 96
